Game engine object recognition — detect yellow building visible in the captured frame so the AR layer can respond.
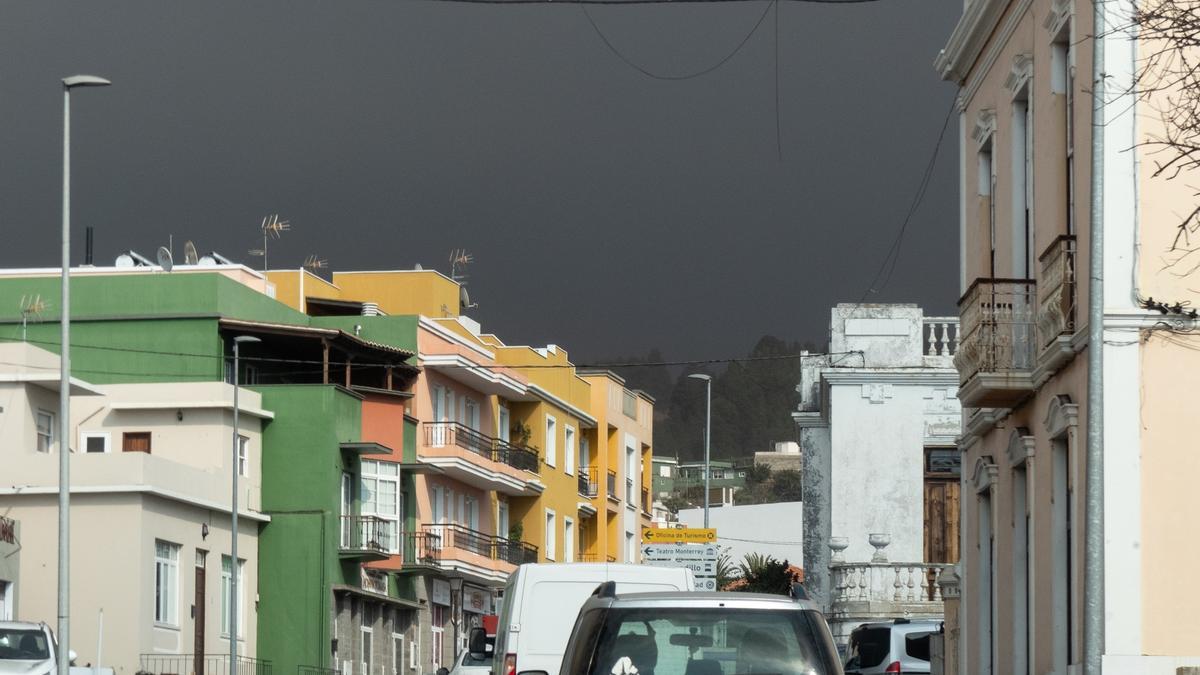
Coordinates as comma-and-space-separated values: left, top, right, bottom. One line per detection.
266, 268, 653, 565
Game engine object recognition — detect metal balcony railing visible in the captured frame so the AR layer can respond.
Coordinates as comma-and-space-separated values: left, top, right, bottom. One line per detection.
413, 524, 539, 567
140, 654, 273, 675
401, 529, 443, 567
641, 488, 651, 515
1038, 235, 1077, 349
424, 421, 539, 473
606, 470, 618, 501
339, 514, 392, 555
579, 467, 599, 497
954, 279, 1037, 383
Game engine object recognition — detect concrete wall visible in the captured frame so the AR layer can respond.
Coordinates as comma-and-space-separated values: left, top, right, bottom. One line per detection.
678, 502, 803, 570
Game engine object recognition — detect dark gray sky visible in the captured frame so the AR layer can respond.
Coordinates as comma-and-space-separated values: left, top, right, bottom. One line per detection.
0, 1, 960, 361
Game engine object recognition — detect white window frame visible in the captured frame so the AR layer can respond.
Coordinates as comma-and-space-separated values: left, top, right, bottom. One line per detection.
361, 460, 401, 554
80, 431, 111, 454
392, 633, 405, 675
464, 495, 479, 532
220, 555, 246, 638
564, 426, 576, 476
361, 624, 374, 675
544, 509, 556, 561
464, 397, 480, 431
36, 410, 54, 453
237, 435, 250, 477
563, 517, 575, 563
154, 540, 180, 627
431, 605, 445, 669
498, 405, 510, 442
544, 415, 557, 468
432, 484, 446, 524
497, 500, 509, 539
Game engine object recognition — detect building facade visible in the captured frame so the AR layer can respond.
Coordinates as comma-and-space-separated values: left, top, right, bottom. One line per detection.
0, 342, 268, 674
793, 304, 960, 645
937, 0, 1200, 670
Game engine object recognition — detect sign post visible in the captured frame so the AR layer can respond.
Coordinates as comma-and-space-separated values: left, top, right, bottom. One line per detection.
641, 529, 719, 591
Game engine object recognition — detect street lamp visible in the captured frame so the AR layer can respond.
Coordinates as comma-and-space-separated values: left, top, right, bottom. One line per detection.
59, 73, 110, 675
687, 374, 712, 528
230, 335, 260, 671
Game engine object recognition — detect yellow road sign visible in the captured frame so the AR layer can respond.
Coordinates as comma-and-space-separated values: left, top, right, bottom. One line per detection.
642, 527, 717, 543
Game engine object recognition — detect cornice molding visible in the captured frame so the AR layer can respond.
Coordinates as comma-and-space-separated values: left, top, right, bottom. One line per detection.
1005, 427, 1036, 468
972, 108, 997, 146
1044, 393, 1079, 438
936, 0, 1010, 83
956, 0, 1037, 109
820, 370, 960, 387
973, 455, 1000, 493
1004, 53, 1034, 97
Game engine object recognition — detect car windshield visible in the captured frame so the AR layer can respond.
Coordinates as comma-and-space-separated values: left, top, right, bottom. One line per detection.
588, 607, 839, 675
461, 651, 491, 667
0, 628, 51, 660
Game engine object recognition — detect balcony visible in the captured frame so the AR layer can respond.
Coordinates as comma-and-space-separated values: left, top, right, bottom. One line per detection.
606, 470, 619, 503
953, 278, 1037, 408
339, 515, 392, 561
828, 561, 947, 644
578, 468, 598, 497
1037, 235, 1078, 373
641, 488, 651, 516
408, 523, 539, 575
422, 422, 542, 496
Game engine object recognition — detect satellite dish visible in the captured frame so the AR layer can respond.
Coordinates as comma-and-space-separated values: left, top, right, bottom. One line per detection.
414, 263, 423, 271
184, 241, 199, 265
157, 246, 174, 272
115, 253, 135, 267
198, 255, 216, 266
459, 286, 476, 310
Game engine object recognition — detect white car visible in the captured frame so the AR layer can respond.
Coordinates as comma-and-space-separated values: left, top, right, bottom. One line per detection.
0, 621, 74, 675
443, 648, 491, 675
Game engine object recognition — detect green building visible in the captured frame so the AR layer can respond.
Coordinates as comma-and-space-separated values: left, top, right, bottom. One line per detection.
0, 269, 423, 675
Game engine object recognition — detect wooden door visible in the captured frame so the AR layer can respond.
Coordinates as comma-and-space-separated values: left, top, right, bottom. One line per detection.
923, 479, 960, 564
194, 552, 207, 675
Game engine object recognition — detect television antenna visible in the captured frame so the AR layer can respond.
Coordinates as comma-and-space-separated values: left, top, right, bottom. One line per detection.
19, 295, 49, 342
302, 254, 328, 272
248, 214, 290, 270
449, 249, 478, 310
184, 241, 199, 265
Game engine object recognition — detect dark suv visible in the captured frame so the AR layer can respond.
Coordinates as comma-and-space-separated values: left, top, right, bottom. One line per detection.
555, 586, 843, 675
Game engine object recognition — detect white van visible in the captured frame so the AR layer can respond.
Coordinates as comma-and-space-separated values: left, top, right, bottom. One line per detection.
490, 563, 694, 675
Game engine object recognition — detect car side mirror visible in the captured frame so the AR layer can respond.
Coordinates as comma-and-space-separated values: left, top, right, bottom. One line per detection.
468, 626, 489, 660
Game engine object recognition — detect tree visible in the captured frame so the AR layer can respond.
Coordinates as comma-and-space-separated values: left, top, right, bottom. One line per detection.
772, 469, 803, 502
733, 553, 799, 595
661, 494, 692, 514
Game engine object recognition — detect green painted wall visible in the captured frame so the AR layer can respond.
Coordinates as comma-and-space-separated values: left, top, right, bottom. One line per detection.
254, 384, 364, 674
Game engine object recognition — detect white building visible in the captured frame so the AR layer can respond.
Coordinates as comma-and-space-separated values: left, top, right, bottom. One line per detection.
793, 304, 960, 644
678, 501, 803, 572
0, 343, 270, 673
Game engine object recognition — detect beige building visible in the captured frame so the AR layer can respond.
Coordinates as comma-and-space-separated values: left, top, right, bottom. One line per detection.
0, 343, 270, 674
937, 0, 1200, 671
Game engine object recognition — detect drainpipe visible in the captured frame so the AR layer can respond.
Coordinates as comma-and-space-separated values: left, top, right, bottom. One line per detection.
1085, 0, 1106, 672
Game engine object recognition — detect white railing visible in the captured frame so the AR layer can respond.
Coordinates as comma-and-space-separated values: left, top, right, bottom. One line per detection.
829, 562, 947, 607
922, 318, 959, 357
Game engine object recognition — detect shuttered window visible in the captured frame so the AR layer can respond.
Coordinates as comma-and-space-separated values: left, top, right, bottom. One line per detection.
123, 432, 152, 453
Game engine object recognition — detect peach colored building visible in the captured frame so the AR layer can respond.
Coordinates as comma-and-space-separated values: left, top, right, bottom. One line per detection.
937, 0, 1200, 671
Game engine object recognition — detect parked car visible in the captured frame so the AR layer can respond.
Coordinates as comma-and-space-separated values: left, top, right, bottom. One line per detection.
440, 647, 492, 675
489, 563, 695, 675
0, 621, 75, 675
842, 619, 940, 675
533, 584, 842, 675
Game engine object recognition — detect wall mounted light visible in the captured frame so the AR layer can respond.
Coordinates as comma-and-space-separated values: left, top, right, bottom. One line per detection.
201, 523, 209, 540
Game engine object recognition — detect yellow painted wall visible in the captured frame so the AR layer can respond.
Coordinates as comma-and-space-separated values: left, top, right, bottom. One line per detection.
333, 271, 461, 318
265, 270, 346, 313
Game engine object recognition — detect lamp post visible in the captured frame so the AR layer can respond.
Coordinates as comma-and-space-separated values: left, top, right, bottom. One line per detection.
59, 74, 110, 675
687, 374, 712, 528
230, 335, 260, 672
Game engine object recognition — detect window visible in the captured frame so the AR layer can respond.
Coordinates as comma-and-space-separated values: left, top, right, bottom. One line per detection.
463, 397, 480, 431
392, 634, 405, 675
1052, 24, 1076, 235
36, 411, 54, 453
580, 437, 591, 474
544, 416, 557, 467
498, 500, 509, 539
625, 532, 635, 563
978, 491, 994, 675
220, 555, 245, 638
498, 405, 510, 442
237, 436, 250, 477
621, 391, 637, 419
545, 510, 556, 561
564, 427, 576, 476
361, 625, 373, 675
1012, 465, 1030, 675
1012, 80, 1034, 278
563, 518, 575, 563
341, 472, 355, 548
979, 137, 996, 277
362, 461, 401, 553
431, 605, 445, 669
432, 485, 445, 524
464, 495, 479, 531
123, 431, 152, 453
155, 540, 180, 625
81, 431, 110, 454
